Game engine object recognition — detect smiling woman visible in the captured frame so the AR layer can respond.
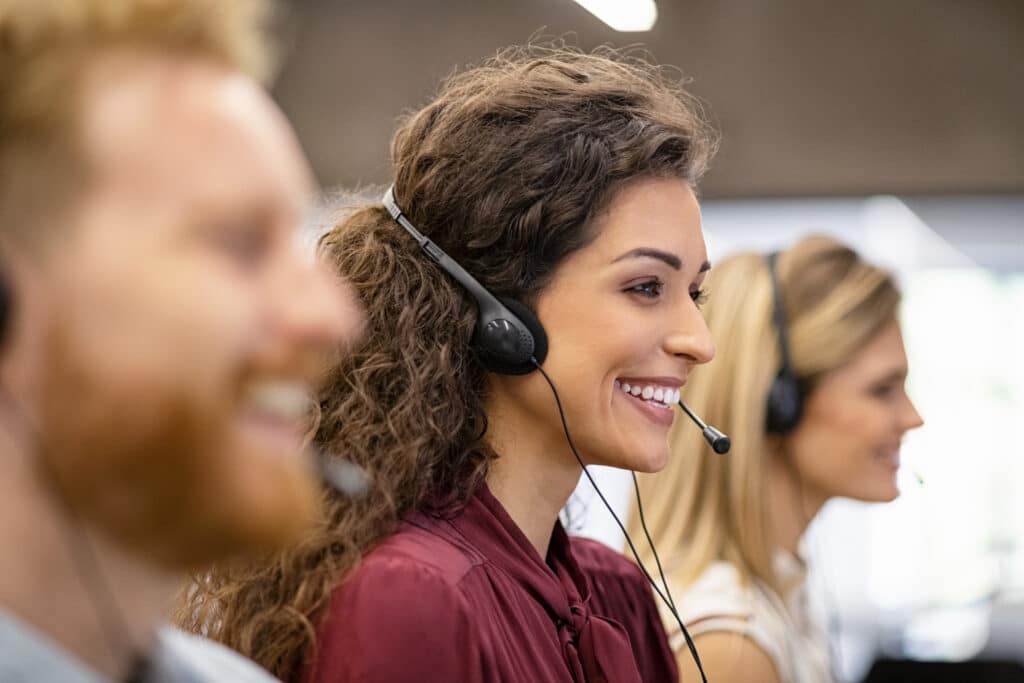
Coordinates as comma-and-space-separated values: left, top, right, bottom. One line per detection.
181, 44, 718, 682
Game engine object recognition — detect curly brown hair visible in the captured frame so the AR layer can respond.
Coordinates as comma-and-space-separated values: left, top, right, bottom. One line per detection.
176, 43, 717, 679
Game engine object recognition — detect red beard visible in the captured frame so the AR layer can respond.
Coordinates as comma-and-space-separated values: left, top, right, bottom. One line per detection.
33, 307, 322, 570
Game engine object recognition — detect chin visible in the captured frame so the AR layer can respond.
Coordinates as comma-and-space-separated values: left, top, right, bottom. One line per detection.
848, 480, 900, 504
579, 429, 669, 473
226, 444, 321, 537
633, 448, 670, 473
877, 484, 900, 503
609, 438, 670, 474
168, 443, 322, 568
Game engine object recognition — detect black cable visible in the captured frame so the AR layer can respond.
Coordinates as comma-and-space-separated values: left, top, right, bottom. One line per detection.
0, 388, 150, 682
631, 472, 676, 612
54, 508, 154, 683
531, 359, 708, 683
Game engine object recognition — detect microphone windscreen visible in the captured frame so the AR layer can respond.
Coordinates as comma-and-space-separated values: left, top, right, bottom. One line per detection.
703, 426, 731, 455
316, 455, 370, 498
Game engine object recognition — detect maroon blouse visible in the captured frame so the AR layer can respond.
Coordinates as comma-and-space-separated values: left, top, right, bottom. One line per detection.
298, 485, 677, 682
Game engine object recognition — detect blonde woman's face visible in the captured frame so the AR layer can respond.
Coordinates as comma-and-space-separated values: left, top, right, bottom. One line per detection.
787, 320, 924, 502
496, 177, 715, 473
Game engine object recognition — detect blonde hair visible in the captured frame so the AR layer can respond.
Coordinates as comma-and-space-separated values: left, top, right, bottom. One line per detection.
629, 235, 899, 596
0, 0, 274, 242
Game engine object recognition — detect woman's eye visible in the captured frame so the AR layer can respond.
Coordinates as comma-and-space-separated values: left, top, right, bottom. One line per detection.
690, 288, 709, 307
627, 279, 664, 299
870, 383, 899, 400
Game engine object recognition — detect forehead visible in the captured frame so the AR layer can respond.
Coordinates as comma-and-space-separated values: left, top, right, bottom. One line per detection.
583, 177, 707, 269
832, 319, 909, 383
76, 50, 312, 218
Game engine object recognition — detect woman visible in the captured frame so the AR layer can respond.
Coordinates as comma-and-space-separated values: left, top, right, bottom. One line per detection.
630, 235, 925, 683
180, 46, 720, 681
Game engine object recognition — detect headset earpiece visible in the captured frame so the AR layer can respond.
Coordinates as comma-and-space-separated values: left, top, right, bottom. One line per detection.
765, 369, 802, 434
475, 296, 547, 375
765, 251, 803, 434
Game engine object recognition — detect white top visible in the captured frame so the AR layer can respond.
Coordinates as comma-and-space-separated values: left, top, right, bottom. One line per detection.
0, 609, 280, 683
662, 552, 833, 683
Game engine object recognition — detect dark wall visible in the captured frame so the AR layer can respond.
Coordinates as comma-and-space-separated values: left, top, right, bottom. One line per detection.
273, 0, 1024, 198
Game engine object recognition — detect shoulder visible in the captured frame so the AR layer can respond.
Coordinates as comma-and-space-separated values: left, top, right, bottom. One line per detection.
677, 560, 754, 617
668, 562, 791, 682
357, 518, 484, 589
332, 540, 478, 621
324, 522, 483, 634
0, 610, 107, 683
157, 627, 279, 683
675, 560, 787, 638
308, 524, 488, 682
678, 631, 782, 683
335, 516, 483, 606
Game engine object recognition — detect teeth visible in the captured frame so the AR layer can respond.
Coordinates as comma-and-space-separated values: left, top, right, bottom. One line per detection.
244, 380, 311, 421
617, 381, 682, 406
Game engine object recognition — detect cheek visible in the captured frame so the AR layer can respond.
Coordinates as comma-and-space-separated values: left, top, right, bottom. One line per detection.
37, 279, 314, 567
540, 280, 652, 357
544, 314, 663, 407
533, 289, 672, 468
789, 398, 896, 495
34, 228, 319, 563
792, 420, 855, 477
71, 250, 257, 381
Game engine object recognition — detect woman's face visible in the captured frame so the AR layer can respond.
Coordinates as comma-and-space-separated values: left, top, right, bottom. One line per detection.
787, 320, 924, 502
490, 177, 715, 473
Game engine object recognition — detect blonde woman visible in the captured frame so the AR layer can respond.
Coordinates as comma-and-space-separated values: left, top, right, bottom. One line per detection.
630, 236, 924, 683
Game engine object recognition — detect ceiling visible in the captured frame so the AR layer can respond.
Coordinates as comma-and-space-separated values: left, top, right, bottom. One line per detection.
272, 0, 1024, 198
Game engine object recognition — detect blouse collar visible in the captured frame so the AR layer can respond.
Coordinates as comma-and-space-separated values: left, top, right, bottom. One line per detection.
433, 485, 644, 683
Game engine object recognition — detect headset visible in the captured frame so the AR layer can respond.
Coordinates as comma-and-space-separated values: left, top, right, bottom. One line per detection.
765, 250, 803, 434
382, 185, 730, 683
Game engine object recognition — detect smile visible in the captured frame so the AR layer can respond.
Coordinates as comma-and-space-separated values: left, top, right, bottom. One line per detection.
615, 380, 680, 407
242, 379, 312, 422
614, 379, 682, 428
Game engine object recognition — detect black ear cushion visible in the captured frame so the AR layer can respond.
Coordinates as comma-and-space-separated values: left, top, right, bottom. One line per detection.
765, 371, 803, 434
475, 297, 548, 376
0, 276, 9, 349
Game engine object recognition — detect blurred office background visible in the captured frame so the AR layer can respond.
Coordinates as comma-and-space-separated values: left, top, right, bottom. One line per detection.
276, 2, 1024, 680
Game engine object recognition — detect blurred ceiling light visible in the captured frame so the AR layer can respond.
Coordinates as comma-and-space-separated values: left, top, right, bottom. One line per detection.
571, 0, 658, 32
